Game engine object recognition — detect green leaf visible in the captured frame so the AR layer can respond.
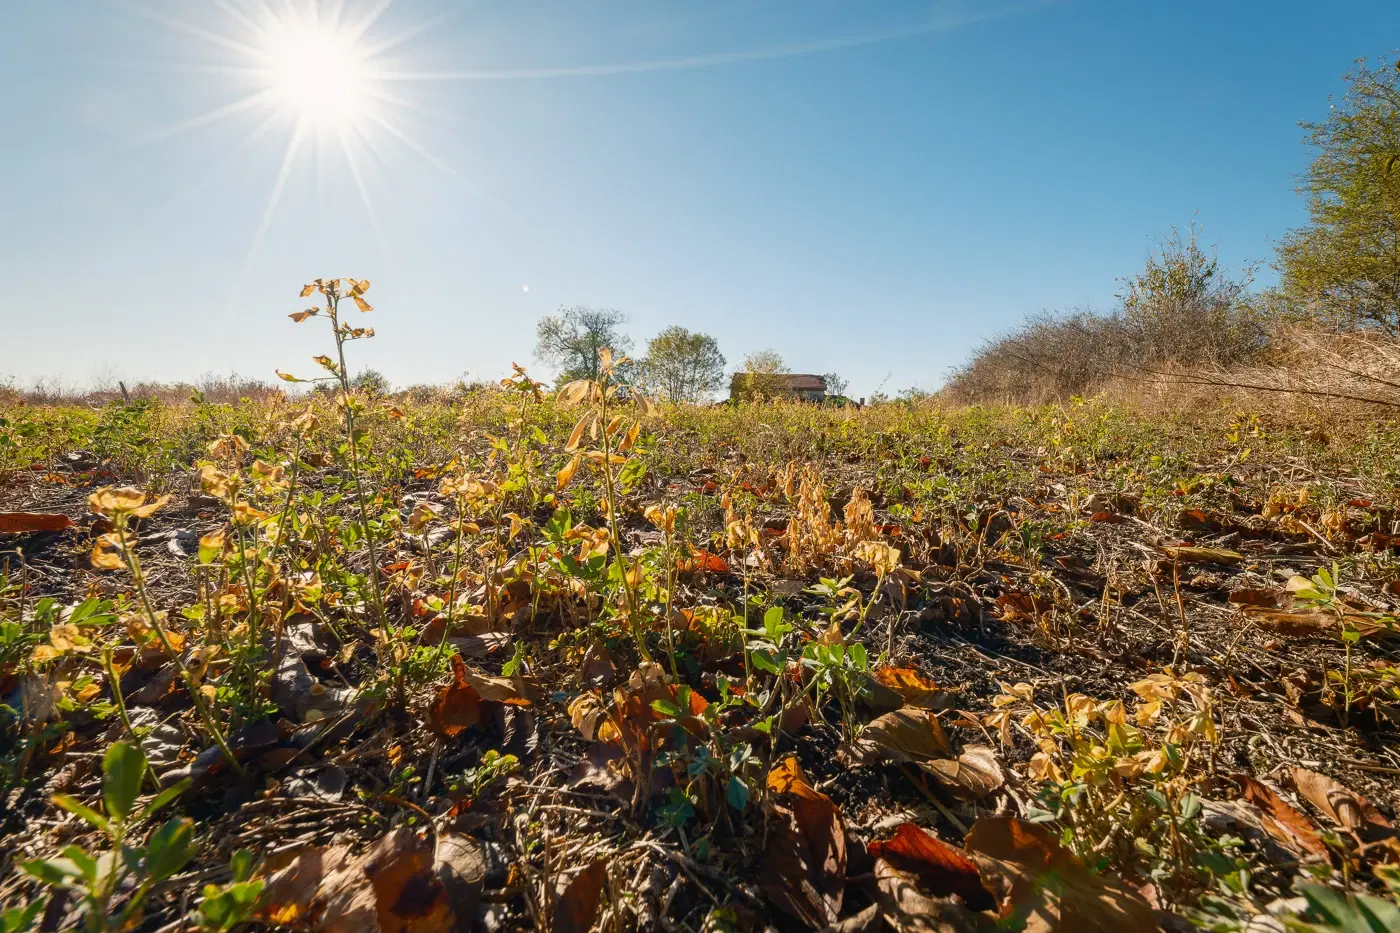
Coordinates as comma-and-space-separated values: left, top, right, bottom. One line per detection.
136, 779, 191, 823
59, 845, 98, 884
727, 775, 750, 812
1, 899, 45, 933
229, 849, 256, 883
144, 818, 196, 882
763, 606, 786, 639
650, 698, 682, 718
19, 857, 83, 886
750, 649, 779, 674
51, 794, 111, 835
1297, 882, 1400, 933
197, 880, 264, 931
103, 742, 146, 823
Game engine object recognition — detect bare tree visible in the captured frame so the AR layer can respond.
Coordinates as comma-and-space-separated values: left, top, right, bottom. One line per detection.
535, 307, 633, 383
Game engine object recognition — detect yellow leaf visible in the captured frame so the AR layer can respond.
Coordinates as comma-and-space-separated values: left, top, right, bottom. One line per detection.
299, 283, 315, 297
617, 421, 641, 453
288, 309, 317, 323
557, 380, 594, 408
88, 487, 147, 516
352, 295, 373, 313
130, 494, 170, 519
565, 412, 594, 452
91, 534, 126, 570
557, 452, 583, 491
197, 464, 234, 498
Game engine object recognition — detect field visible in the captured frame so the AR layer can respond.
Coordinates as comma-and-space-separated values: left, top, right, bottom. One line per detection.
4, 303, 1400, 930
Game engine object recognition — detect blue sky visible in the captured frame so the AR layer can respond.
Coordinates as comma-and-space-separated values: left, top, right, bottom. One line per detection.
2, 1, 1397, 397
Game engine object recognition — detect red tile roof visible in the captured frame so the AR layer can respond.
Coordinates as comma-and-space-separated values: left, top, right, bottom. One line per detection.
730, 373, 827, 391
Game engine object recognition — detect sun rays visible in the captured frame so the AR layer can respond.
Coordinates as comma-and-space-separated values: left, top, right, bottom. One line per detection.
122, 0, 1046, 279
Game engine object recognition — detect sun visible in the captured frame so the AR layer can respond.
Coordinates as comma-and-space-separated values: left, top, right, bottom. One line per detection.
258, 16, 375, 124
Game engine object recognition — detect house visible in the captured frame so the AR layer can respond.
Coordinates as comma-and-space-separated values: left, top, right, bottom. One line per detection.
729, 372, 827, 402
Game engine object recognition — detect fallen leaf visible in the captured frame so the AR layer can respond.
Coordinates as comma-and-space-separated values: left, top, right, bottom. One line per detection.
428, 654, 482, 739
1228, 588, 1283, 608
864, 707, 953, 763
1234, 774, 1328, 858
553, 860, 607, 933
871, 859, 997, 933
964, 816, 1159, 933
457, 662, 538, 707
872, 666, 955, 710
996, 592, 1052, 622
1289, 768, 1395, 842
1243, 608, 1387, 639
677, 548, 729, 573
921, 745, 1005, 800
763, 757, 847, 928
257, 828, 455, 932
1162, 546, 1244, 566
866, 823, 992, 910
0, 512, 73, 533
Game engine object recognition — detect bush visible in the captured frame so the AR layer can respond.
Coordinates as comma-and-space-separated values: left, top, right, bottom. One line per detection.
944, 226, 1267, 404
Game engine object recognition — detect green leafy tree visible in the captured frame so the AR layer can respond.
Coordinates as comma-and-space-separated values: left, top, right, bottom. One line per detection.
732, 349, 790, 400
1277, 57, 1400, 332
640, 326, 726, 402
535, 307, 633, 383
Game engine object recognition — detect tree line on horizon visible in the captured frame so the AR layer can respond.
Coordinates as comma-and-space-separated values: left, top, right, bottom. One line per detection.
533, 306, 849, 404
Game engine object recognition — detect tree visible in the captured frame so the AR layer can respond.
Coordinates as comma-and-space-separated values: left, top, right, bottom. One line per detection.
534, 307, 634, 383
351, 368, 391, 396
1277, 57, 1400, 332
733, 349, 790, 400
640, 326, 726, 402
822, 372, 850, 399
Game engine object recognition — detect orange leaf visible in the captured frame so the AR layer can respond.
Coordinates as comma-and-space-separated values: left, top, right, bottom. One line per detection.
867, 822, 992, 910
764, 758, 846, 927
677, 548, 728, 573
872, 666, 952, 710
0, 512, 73, 533
427, 654, 482, 739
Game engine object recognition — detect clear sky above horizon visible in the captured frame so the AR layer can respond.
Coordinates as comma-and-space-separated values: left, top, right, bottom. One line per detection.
3, 1, 1398, 398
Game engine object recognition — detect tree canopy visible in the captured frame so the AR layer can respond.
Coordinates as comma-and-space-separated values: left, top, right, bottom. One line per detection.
640, 326, 726, 402
1277, 57, 1400, 332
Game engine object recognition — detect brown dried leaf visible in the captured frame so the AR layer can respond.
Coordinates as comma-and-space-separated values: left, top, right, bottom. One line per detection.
257, 828, 455, 932
921, 745, 1005, 800
964, 817, 1159, 933
1162, 546, 1244, 566
1290, 768, 1395, 841
872, 666, 954, 710
871, 860, 998, 933
1234, 774, 1328, 858
553, 860, 607, 933
864, 707, 953, 763
764, 757, 847, 928
866, 823, 992, 910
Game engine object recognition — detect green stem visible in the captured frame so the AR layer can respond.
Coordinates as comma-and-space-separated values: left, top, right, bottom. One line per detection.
116, 521, 244, 776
